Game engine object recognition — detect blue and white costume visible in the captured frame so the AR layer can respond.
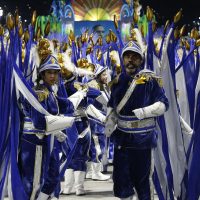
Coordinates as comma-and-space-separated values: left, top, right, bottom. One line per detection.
86, 64, 110, 180
19, 54, 74, 200
106, 41, 169, 200
62, 74, 107, 195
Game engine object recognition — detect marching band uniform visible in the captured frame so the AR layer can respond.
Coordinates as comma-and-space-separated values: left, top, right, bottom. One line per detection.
63, 77, 90, 196
86, 64, 110, 181
19, 54, 75, 200
62, 73, 106, 195
106, 41, 169, 200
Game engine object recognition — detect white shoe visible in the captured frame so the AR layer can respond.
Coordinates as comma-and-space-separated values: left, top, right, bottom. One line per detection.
62, 188, 74, 195
76, 188, 86, 196
92, 172, 110, 181
62, 169, 74, 195
92, 162, 110, 181
74, 171, 86, 196
85, 171, 93, 179
36, 192, 49, 200
86, 162, 93, 179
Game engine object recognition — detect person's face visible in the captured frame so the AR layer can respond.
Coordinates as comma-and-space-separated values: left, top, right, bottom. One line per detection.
123, 51, 143, 76
95, 26, 105, 37
42, 69, 59, 86
99, 70, 108, 84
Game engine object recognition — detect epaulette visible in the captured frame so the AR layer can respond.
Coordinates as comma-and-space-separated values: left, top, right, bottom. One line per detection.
73, 82, 83, 91
33, 85, 49, 102
152, 75, 163, 87
137, 71, 163, 87
87, 80, 100, 90
108, 75, 120, 89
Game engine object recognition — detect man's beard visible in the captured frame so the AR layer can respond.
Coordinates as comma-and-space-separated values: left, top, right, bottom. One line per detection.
125, 63, 140, 75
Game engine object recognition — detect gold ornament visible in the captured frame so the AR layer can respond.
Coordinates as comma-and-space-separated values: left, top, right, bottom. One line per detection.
86, 45, 93, 55
114, 15, 118, 30
184, 40, 190, 51
38, 38, 52, 61
74, 82, 83, 91
31, 10, 37, 27
116, 64, 122, 75
35, 26, 41, 41
133, 12, 139, 24
106, 34, 110, 44
0, 24, 4, 36
96, 49, 102, 61
44, 21, 51, 37
164, 20, 170, 33
62, 42, 68, 52
191, 27, 199, 40
69, 30, 75, 42
152, 22, 157, 32
6, 14, 14, 30
87, 63, 95, 72
109, 30, 117, 42
195, 39, 200, 47
174, 27, 179, 39
14, 9, 19, 27
96, 36, 103, 46
179, 25, 187, 37
140, 25, 145, 38
18, 22, 23, 38
146, 6, 153, 21
174, 9, 182, 24
24, 29, 30, 43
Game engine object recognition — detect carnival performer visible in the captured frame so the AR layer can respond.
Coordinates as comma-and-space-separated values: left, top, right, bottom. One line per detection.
61, 60, 106, 195
86, 64, 110, 180
105, 40, 169, 200
18, 38, 85, 200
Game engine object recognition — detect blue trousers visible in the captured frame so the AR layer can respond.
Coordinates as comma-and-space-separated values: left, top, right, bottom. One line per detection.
89, 132, 106, 163
113, 147, 152, 199
19, 135, 60, 198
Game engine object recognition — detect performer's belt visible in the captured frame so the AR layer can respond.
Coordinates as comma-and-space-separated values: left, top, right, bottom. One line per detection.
117, 114, 156, 134
23, 117, 45, 138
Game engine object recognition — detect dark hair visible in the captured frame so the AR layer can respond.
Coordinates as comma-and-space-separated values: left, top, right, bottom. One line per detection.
36, 70, 45, 86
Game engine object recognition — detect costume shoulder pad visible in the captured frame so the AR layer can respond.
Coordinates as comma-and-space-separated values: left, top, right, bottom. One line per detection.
137, 70, 163, 87
87, 80, 100, 90
33, 85, 49, 102
73, 82, 83, 91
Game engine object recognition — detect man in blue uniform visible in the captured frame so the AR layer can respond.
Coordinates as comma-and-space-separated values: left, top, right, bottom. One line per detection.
106, 41, 169, 200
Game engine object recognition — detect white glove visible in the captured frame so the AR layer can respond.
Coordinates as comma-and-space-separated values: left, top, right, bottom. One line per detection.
86, 104, 106, 123
68, 89, 87, 110
132, 101, 166, 120
179, 115, 193, 135
96, 91, 109, 106
45, 115, 74, 134
54, 131, 67, 142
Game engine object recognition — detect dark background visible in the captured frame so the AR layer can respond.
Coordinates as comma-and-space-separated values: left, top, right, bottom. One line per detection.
0, 0, 199, 27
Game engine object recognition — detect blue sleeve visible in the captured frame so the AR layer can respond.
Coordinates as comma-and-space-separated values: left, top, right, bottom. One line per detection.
57, 96, 74, 114
30, 100, 47, 130
87, 87, 101, 98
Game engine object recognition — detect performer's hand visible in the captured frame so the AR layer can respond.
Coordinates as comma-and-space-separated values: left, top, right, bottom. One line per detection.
55, 131, 67, 142
132, 108, 145, 120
